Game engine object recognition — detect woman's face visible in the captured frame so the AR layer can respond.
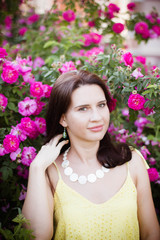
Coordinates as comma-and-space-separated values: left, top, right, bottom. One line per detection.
61, 84, 110, 143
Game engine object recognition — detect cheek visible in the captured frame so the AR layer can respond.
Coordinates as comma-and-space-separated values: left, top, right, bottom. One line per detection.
103, 108, 110, 120
66, 114, 87, 129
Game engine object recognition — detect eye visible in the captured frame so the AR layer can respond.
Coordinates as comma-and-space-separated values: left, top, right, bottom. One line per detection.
98, 102, 107, 108
78, 107, 88, 112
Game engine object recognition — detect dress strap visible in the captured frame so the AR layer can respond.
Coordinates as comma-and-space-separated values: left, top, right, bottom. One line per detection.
53, 161, 62, 179
133, 148, 149, 169
126, 162, 130, 176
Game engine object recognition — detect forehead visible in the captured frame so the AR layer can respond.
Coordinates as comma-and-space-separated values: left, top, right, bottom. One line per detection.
70, 84, 106, 106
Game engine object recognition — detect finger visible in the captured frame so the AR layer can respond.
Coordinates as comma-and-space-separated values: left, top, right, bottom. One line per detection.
56, 139, 69, 152
49, 134, 63, 146
46, 135, 62, 147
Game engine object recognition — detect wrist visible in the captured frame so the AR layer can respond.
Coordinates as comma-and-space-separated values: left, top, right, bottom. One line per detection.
30, 161, 46, 174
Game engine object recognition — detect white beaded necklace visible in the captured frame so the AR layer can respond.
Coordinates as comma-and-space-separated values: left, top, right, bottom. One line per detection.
62, 147, 110, 185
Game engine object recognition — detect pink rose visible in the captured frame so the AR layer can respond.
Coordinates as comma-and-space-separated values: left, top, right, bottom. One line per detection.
112, 23, 124, 34
104, 10, 114, 19
108, 98, 117, 112
10, 123, 27, 142
33, 99, 45, 116
10, 148, 21, 161
22, 71, 35, 84
0, 94, 8, 112
157, 18, 160, 24
142, 30, 150, 39
33, 57, 45, 69
20, 117, 39, 139
140, 146, 151, 160
0, 48, 8, 58
145, 14, 156, 24
21, 146, 37, 166
135, 56, 146, 65
128, 93, 146, 110
4, 16, 12, 29
62, 10, 76, 22
15, 56, 32, 75
18, 27, 28, 36
1, 65, 19, 84
39, 25, 46, 31
122, 52, 134, 67
122, 108, 129, 117
134, 21, 150, 38
134, 21, 149, 34
30, 82, 44, 98
82, 33, 93, 47
149, 158, 156, 166
88, 21, 95, 27
34, 117, 46, 134
108, 3, 120, 13
148, 168, 159, 182
152, 25, 160, 36
127, 2, 136, 11
3, 134, 19, 153
84, 47, 104, 57
131, 68, 144, 79
134, 117, 151, 129
143, 105, 155, 116
18, 97, 37, 116
59, 61, 77, 73
43, 84, 52, 98
27, 14, 39, 25
0, 144, 9, 156
90, 32, 102, 44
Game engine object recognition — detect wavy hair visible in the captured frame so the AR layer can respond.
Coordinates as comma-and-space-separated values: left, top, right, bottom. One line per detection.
45, 70, 131, 168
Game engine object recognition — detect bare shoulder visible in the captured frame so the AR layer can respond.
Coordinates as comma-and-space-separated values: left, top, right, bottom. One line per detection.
47, 155, 62, 190
128, 148, 149, 187
130, 148, 149, 170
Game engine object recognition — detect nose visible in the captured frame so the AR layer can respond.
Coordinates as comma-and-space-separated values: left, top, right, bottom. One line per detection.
90, 108, 102, 121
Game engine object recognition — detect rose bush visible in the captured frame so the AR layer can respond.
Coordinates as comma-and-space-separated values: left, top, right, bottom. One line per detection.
126, 3, 160, 43
0, 0, 160, 238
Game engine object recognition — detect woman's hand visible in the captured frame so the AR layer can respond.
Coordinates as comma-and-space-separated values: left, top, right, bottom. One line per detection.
31, 134, 68, 171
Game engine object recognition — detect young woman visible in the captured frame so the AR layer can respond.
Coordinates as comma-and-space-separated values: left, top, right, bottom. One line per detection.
22, 70, 160, 240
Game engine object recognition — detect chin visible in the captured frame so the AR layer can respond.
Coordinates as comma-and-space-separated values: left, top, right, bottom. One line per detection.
87, 132, 106, 142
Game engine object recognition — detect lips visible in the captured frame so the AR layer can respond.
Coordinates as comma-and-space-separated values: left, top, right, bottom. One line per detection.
88, 125, 103, 132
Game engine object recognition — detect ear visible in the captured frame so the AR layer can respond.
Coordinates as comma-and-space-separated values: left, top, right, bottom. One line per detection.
59, 114, 67, 127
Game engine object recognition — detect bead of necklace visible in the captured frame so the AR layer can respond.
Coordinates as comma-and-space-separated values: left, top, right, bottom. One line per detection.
62, 147, 110, 185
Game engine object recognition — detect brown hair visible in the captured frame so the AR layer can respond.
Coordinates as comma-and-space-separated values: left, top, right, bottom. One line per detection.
45, 70, 131, 168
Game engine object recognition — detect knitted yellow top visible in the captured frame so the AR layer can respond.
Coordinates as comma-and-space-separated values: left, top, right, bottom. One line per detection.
53, 149, 148, 240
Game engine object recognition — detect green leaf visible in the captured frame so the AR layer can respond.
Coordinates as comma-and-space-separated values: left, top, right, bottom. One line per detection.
144, 101, 150, 108
129, 108, 138, 122
43, 40, 62, 48
0, 228, 14, 240
1, 166, 13, 181
8, 102, 16, 111
142, 90, 150, 95
12, 214, 27, 224
16, 90, 23, 97
147, 84, 157, 89
148, 100, 155, 108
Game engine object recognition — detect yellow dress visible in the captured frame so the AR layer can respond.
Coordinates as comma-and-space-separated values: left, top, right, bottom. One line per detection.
53, 149, 149, 240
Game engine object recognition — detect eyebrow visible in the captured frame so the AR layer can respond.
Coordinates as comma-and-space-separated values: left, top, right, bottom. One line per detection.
74, 100, 107, 109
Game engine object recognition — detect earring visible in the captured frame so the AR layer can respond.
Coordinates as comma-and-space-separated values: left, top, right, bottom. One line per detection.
63, 127, 67, 139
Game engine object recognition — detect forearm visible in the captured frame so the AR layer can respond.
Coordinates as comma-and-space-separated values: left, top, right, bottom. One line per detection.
22, 164, 53, 239
141, 234, 160, 240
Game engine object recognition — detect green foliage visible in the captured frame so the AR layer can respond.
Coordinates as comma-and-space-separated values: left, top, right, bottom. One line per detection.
0, 213, 35, 239
0, 0, 160, 236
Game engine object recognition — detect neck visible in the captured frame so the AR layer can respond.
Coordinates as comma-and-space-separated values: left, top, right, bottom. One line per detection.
68, 141, 100, 166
